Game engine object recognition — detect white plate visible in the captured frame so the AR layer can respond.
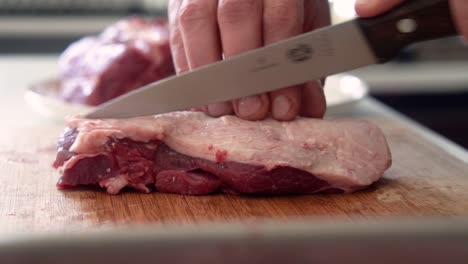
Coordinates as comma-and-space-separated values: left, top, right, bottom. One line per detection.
25, 74, 368, 121
324, 74, 368, 107
25, 79, 94, 121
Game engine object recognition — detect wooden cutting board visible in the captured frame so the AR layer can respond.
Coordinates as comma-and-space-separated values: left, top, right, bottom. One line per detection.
1, 116, 468, 232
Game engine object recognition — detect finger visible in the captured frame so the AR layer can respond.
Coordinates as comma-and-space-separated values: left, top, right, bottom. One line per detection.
305, 0, 331, 86
217, 0, 263, 56
217, 0, 268, 120
302, 0, 330, 118
178, 0, 233, 117
355, 0, 406, 17
168, 0, 189, 74
300, 80, 326, 118
263, 0, 303, 43
304, 0, 331, 32
206, 102, 234, 117
178, 0, 221, 69
269, 87, 301, 121
451, 0, 468, 41
263, 0, 304, 121
232, 94, 271, 121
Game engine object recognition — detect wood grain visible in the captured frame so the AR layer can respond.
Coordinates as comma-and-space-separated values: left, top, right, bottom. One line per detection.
1, 117, 468, 232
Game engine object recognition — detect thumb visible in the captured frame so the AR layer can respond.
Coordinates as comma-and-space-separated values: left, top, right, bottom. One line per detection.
355, 0, 406, 17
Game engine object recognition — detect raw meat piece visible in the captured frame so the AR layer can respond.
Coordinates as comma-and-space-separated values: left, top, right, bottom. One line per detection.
53, 112, 392, 195
58, 17, 174, 106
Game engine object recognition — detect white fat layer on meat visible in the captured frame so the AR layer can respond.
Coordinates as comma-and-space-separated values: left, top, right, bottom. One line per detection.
64, 111, 392, 191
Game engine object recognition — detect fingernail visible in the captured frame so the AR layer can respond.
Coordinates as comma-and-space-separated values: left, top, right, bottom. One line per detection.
207, 102, 230, 117
272, 95, 292, 119
355, 0, 370, 6
237, 96, 262, 117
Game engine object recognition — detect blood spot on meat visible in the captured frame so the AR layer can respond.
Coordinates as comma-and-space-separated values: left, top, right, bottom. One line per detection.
208, 144, 214, 151
302, 143, 313, 150
301, 141, 326, 151
215, 150, 228, 163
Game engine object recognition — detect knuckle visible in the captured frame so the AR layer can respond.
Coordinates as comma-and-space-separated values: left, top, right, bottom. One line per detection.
178, 0, 212, 26
218, 0, 259, 24
169, 28, 183, 48
265, 1, 302, 35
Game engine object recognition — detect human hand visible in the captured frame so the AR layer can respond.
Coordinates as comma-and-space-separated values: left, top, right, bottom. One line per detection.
168, 0, 330, 121
355, 0, 468, 40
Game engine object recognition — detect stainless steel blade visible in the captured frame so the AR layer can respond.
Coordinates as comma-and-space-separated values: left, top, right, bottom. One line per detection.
86, 20, 377, 119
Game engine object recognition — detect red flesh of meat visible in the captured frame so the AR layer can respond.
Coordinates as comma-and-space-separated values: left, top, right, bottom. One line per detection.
54, 129, 334, 195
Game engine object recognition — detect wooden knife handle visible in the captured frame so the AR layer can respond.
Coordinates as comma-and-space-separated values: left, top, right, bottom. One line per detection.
357, 0, 457, 63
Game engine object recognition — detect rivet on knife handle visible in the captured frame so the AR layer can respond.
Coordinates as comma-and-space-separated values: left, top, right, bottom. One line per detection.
357, 0, 457, 63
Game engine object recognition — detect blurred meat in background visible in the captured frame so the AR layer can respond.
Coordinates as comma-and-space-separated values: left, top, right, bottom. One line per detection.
58, 17, 174, 105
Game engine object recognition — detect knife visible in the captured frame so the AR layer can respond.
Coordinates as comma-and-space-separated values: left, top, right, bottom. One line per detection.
87, 0, 457, 119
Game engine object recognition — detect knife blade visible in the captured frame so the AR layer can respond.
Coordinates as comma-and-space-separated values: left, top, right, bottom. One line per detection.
87, 0, 456, 119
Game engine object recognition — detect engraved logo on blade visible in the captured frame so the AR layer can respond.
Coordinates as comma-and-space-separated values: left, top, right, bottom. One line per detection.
250, 56, 279, 72
288, 44, 313, 63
